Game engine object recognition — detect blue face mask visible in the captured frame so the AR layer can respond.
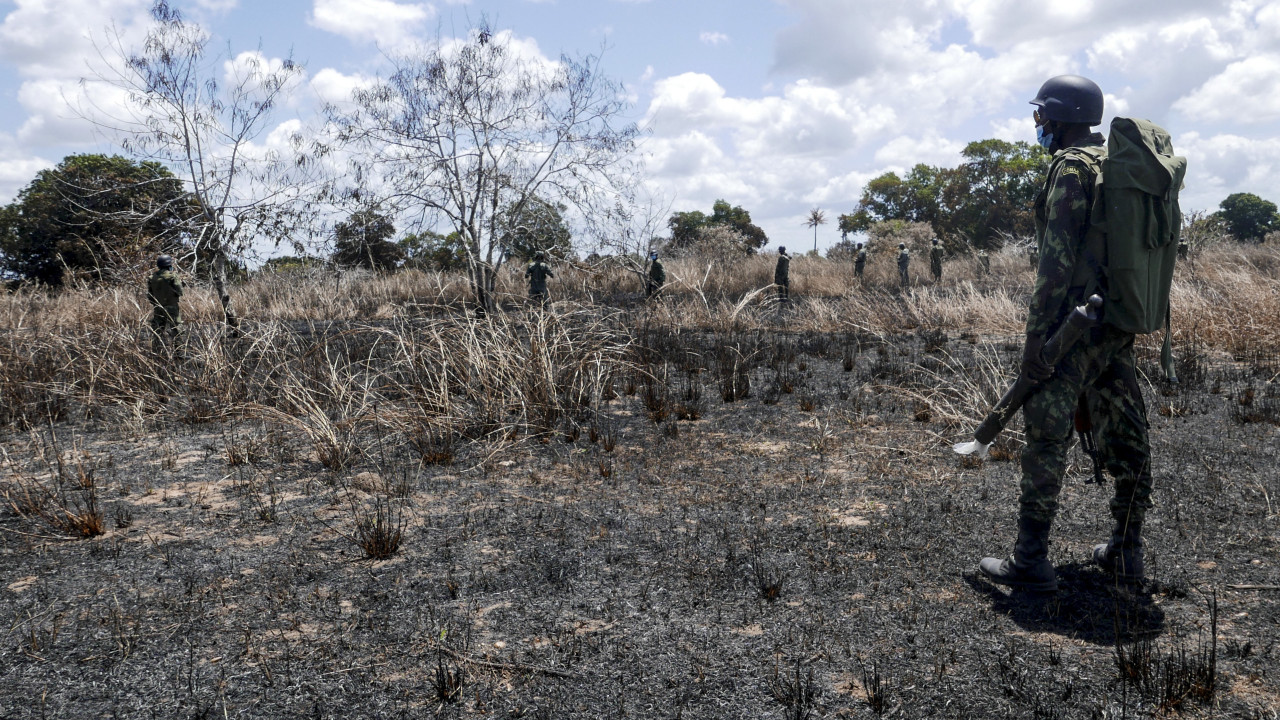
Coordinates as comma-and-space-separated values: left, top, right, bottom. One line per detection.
1036, 123, 1055, 150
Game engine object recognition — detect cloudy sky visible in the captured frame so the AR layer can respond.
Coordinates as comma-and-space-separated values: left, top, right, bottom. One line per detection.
0, 0, 1277, 253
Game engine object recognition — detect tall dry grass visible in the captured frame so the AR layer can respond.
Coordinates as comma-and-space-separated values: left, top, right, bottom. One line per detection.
0, 242, 1275, 435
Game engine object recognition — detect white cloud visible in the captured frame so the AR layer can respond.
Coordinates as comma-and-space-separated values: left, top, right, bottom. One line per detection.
309, 0, 434, 48
309, 68, 376, 106
194, 0, 239, 11
0, 0, 151, 79
699, 31, 729, 46
1174, 54, 1280, 124
1175, 131, 1280, 211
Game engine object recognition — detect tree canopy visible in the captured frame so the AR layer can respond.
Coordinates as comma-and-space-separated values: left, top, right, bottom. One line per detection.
332, 206, 403, 272
501, 197, 573, 262
1216, 193, 1279, 242
666, 199, 769, 255
0, 153, 196, 285
840, 140, 1048, 249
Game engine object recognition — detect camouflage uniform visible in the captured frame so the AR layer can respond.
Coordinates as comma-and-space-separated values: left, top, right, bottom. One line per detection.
526, 259, 554, 308
1020, 133, 1153, 527
147, 267, 183, 348
646, 258, 666, 298
930, 243, 944, 281
978, 250, 990, 274
774, 250, 791, 301
854, 247, 866, 279
897, 248, 910, 287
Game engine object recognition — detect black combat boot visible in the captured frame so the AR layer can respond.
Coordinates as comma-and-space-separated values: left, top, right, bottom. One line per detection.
1093, 516, 1144, 583
979, 517, 1058, 592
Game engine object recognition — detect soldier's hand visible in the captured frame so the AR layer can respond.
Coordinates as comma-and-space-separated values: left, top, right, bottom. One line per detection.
1021, 334, 1053, 382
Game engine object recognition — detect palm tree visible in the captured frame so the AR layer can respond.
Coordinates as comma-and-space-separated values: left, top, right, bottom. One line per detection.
805, 208, 827, 253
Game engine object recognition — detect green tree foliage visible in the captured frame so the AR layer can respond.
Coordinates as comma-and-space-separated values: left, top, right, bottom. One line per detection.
332, 206, 404, 271
839, 140, 1048, 249
666, 200, 768, 255
400, 231, 467, 272
1216, 192, 1280, 242
501, 197, 573, 261
0, 154, 196, 285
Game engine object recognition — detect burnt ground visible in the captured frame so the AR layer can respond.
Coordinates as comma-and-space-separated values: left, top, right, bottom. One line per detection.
0, 320, 1277, 719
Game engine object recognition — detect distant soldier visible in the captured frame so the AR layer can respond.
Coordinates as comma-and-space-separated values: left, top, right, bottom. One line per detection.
930, 238, 944, 282
646, 251, 665, 299
525, 250, 554, 308
774, 246, 791, 301
1028, 244, 1039, 269
897, 243, 910, 287
978, 249, 991, 274
1177, 240, 1189, 260
147, 254, 183, 351
854, 243, 867, 280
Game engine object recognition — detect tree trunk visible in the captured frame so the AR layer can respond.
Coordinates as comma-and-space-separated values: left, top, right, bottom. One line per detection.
469, 261, 495, 318
212, 249, 241, 335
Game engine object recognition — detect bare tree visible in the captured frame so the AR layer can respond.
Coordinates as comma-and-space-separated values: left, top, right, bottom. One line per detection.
594, 186, 672, 289
328, 22, 640, 315
805, 207, 827, 254
87, 0, 321, 328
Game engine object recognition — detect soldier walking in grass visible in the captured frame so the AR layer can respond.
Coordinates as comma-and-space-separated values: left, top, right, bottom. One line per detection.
774, 246, 791, 301
897, 243, 910, 288
930, 238, 944, 282
526, 249, 554, 309
855, 243, 867, 280
646, 251, 665, 299
978, 249, 991, 275
979, 74, 1176, 592
147, 254, 183, 352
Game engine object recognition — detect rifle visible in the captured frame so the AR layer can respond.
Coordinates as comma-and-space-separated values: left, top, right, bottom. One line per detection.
1075, 393, 1106, 485
954, 295, 1103, 458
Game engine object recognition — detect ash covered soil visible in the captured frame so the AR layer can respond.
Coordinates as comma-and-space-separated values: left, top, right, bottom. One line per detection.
1, 325, 1277, 719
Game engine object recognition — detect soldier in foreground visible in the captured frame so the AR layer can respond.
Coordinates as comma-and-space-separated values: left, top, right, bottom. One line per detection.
854, 243, 867, 280
979, 75, 1159, 592
897, 243, 910, 288
930, 238, 944, 282
525, 250, 554, 309
147, 254, 183, 352
774, 246, 791, 301
646, 251, 665, 299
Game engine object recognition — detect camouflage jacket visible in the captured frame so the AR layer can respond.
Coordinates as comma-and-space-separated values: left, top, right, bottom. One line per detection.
1027, 132, 1106, 338
147, 269, 183, 310
774, 253, 790, 283
648, 260, 666, 286
897, 249, 910, 270
930, 246, 943, 271
526, 261, 553, 290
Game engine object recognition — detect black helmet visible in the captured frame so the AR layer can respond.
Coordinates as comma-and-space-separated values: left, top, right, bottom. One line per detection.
779, 246, 786, 254
156, 254, 173, 269
1030, 75, 1103, 125
899, 243, 906, 249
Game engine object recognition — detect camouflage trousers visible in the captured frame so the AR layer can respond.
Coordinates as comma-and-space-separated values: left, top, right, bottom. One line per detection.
1020, 324, 1152, 525
149, 307, 182, 350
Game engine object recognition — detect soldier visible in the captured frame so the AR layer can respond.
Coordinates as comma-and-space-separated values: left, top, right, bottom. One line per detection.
1028, 244, 1039, 269
980, 75, 1155, 592
1177, 240, 1189, 260
930, 238, 944, 282
646, 251, 665, 299
854, 243, 867, 280
774, 246, 791, 301
897, 243, 910, 288
978, 249, 991, 275
147, 254, 183, 351
525, 249, 554, 309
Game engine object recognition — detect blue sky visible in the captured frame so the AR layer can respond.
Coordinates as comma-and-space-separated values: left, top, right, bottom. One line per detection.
1, 0, 1278, 254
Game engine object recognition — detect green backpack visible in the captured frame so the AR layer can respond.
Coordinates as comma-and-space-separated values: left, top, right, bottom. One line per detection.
1070, 118, 1187, 378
